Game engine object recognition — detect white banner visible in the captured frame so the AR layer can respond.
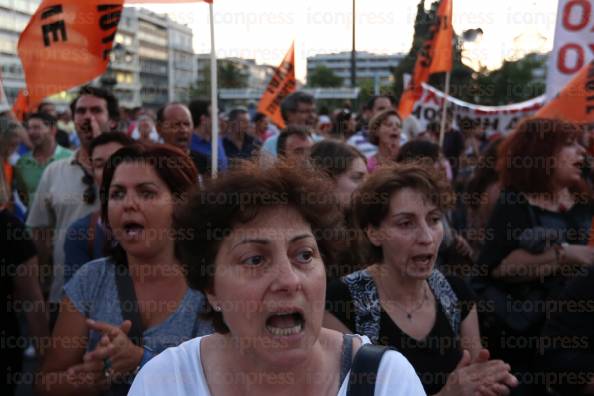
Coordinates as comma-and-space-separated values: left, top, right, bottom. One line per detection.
411, 84, 546, 137
546, 0, 594, 99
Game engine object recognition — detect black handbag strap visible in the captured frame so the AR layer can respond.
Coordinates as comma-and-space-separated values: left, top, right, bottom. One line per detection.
114, 261, 144, 346
347, 344, 392, 396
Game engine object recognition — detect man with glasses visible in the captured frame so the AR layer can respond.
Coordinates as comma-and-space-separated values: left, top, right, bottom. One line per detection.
26, 86, 119, 327
261, 91, 318, 157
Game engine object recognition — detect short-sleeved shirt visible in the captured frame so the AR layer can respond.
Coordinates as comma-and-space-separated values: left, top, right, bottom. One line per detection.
64, 257, 213, 396
15, 144, 73, 206
64, 257, 213, 353
326, 272, 475, 395
222, 134, 260, 160
63, 212, 106, 285
347, 130, 378, 158
26, 154, 99, 302
128, 335, 426, 396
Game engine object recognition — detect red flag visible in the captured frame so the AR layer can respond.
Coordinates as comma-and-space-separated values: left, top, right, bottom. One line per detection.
17, 0, 124, 110
257, 43, 296, 129
399, 0, 453, 118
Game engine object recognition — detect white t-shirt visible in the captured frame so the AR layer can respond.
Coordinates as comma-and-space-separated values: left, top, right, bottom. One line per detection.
129, 335, 426, 396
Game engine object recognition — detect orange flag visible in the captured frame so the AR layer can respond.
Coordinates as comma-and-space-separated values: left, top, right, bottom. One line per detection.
17, 0, 124, 110
399, 0, 453, 118
12, 89, 31, 122
257, 42, 296, 129
536, 61, 594, 124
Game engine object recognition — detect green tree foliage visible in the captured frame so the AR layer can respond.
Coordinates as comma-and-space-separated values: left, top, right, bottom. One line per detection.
473, 53, 546, 105
391, 0, 546, 106
307, 65, 344, 87
190, 59, 249, 99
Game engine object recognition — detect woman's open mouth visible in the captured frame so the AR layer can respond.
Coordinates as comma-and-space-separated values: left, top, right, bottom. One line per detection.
411, 254, 434, 267
122, 221, 145, 238
265, 312, 305, 337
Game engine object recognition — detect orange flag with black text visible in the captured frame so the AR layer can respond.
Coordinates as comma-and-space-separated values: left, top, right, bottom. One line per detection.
399, 0, 453, 118
17, 0, 124, 110
258, 42, 296, 129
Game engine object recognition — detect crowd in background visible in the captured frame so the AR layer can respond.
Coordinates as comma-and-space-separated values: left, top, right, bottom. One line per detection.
1, 86, 594, 396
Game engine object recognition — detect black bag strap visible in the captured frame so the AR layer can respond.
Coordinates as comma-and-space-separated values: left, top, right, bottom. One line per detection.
114, 261, 144, 346
347, 344, 392, 396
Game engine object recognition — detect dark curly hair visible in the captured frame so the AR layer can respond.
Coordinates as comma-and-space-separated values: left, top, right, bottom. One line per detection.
100, 143, 198, 265
497, 118, 588, 197
352, 163, 455, 264
174, 160, 344, 333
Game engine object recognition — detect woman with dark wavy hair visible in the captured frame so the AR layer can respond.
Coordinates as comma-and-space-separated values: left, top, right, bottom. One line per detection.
37, 144, 212, 396
129, 161, 425, 396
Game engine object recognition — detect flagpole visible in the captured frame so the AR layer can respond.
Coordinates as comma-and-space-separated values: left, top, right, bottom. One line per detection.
438, 71, 451, 149
208, 1, 218, 177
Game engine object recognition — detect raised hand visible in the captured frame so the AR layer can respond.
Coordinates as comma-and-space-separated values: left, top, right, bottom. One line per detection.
84, 319, 144, 377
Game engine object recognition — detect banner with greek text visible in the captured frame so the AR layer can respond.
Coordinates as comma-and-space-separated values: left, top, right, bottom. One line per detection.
412, 84, 546, 137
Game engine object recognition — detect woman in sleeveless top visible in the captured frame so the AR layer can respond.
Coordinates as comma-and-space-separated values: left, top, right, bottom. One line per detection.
325, 164, 518, 396
129, 161, 425, 396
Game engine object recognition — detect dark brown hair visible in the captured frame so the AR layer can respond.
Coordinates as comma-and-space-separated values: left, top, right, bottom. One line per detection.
277, 125, 312, 157
352, 163, 454, 264
100, 144, 198, 264
497, 118, 586, 196
310, 140, 366, 179
175, 160, 344, 333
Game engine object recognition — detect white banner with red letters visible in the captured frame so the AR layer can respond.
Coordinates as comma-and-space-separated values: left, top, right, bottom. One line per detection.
546, 0, 594, 99
411, 83, 546, 137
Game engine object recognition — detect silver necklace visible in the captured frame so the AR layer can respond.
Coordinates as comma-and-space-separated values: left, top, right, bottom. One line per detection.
387, 285, 429, 320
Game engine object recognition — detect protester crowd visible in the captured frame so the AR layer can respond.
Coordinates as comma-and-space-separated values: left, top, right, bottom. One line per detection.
1, 87, 594, 396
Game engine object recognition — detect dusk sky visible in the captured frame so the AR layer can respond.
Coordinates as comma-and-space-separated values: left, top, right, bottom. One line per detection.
134, 0, 557, 82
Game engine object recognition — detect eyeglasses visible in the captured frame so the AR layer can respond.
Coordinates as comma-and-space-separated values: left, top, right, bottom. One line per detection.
81, 172, 96, 205
73, 159, 96, 205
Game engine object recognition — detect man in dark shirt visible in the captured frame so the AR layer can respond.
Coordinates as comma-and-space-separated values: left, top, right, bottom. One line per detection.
223, 107, 260, 162
156, 102, 209, 176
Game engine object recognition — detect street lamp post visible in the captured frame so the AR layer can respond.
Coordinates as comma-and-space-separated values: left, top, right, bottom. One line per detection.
351, 0, 356, 88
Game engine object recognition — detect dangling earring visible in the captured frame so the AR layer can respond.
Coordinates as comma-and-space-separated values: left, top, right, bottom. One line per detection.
214, 305, 222, 312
